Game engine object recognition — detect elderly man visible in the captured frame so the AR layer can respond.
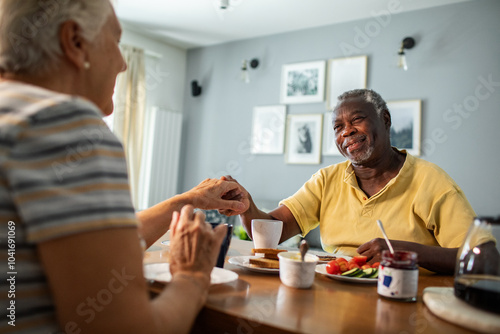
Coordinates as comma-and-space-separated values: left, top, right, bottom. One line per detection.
223, 89, 475, 274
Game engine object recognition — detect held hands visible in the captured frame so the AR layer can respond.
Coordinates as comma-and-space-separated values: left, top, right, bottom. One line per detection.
188, 178, 250, 216
217, 175, 251, 216
169, 205, 227, 279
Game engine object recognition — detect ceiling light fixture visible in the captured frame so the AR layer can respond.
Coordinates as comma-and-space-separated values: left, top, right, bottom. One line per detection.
398, 37, 416, 71
240, 58, 259, 83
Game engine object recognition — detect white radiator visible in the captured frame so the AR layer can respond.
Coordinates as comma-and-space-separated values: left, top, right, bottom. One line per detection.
139, 107, 183, 209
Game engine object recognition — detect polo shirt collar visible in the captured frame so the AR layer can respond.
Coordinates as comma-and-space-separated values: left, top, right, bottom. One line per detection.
343, 148, 413, 195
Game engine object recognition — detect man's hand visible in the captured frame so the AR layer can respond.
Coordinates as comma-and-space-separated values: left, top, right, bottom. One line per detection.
356, 238, 389, 264
216, 175, 251, 216
357, 238, 458, 274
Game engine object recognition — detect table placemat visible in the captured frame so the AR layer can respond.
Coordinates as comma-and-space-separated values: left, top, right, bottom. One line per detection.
423, 287, 500, 334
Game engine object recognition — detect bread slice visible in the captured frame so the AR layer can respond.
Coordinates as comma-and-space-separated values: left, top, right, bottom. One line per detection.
251, 248, 287, 255
249, 257, 280, 269
251, 248, 287, 261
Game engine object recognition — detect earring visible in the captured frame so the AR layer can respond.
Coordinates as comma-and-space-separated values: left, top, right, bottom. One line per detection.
83, 61, 90, 70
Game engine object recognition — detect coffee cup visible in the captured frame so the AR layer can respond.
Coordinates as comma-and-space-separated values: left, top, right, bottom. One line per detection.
251, 219, 283, 249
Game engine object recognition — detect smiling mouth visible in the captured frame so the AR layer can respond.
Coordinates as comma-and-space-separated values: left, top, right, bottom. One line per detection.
343, 136, 366, 152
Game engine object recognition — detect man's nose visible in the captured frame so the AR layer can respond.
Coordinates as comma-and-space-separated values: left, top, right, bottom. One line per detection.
341, 123, 356, 137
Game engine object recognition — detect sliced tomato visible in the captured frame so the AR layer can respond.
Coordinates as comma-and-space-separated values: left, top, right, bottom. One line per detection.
326, 260, 341, 275
339, 262, 349, 272
361, 264, 372, 270
352, 255, 368, 266
336, 257, 348, 264
348, 263, 360, 270
371, 262, 380, 269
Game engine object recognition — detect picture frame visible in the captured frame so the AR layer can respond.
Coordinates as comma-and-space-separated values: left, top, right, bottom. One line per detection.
280, 61, 326, 104
285, 114, 323, 164
251, 105, 286, 154
322, 112, 342, 156
326, 55, 367, 110
387, 100, 422, 156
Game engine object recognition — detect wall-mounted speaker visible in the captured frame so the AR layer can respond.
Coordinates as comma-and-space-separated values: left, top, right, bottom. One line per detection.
191, 80, 202, 97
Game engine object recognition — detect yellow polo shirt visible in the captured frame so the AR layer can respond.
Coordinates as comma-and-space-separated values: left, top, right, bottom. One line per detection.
280, 151, 476, 256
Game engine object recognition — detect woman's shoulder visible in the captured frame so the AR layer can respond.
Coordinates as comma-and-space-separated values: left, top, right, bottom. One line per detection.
1, 81, 101, 120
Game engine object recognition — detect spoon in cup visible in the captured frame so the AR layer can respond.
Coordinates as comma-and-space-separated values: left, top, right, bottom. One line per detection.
300, 239, 309, 262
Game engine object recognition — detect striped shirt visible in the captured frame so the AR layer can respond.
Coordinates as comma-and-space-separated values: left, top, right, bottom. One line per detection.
0, 81, 138, 333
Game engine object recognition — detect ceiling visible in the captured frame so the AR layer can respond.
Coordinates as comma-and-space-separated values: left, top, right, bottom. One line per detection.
114, 0, 472, 50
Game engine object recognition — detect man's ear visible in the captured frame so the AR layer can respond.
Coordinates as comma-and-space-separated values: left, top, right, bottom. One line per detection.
382, 109, 391, 130
59, 20, 87, 70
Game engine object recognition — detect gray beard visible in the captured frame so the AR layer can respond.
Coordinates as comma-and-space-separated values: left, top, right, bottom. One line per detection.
349, 145, 375, 165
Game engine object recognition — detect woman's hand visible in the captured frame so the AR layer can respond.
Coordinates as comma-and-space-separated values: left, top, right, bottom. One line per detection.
187, 178, 250, 216
169, 205, 227, 278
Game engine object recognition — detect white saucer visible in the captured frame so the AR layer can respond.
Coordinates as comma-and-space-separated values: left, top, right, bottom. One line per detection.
228, 256, 279, 274
144, 263, 238, 285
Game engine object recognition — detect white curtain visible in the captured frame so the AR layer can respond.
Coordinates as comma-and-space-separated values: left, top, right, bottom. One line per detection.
113, 45, 146, 208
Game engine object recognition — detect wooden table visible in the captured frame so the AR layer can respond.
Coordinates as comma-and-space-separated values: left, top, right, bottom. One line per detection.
145, 235, 479, 334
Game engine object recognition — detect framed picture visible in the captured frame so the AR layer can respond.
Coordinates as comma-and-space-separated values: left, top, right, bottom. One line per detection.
326, 55, 367, 110
322, 112, 342, 156
280, 61, 326, 104
387, 100, 422, 156
285, 114, 323, 164
251, 105, 286, 154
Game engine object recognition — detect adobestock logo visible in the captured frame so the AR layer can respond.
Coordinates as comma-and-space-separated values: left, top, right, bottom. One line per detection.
422, 74, 499, 156
339, 0, 403, 56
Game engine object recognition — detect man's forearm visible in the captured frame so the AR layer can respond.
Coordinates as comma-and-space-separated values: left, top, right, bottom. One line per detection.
239, 198, 274, 239
415, 245, 458, 274
393, 241, 458, 274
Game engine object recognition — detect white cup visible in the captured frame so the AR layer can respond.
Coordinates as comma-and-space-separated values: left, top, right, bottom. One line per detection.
278, 252, 319, 289
251, 219, 283, 249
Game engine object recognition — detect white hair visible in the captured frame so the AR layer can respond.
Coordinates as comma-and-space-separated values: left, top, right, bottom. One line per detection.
337, 89, 389, 117
0, 0, 113, 75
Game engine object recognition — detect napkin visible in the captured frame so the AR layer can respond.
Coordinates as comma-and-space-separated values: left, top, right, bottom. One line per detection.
423, 287, 500, 334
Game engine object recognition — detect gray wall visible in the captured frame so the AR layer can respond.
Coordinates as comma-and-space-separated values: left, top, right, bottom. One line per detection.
180, 1, 500, 216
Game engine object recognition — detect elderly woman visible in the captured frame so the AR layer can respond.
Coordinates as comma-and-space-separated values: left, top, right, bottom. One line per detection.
0, 0, 248, 333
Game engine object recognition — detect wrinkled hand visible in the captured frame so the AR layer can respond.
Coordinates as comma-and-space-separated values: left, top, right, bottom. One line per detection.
217, 175, 251, 216
189, 178, 250, 216
169, 205, 227, 278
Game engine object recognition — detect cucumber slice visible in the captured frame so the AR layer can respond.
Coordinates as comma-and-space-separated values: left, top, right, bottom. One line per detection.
368, 268, 379, 278
354, 270, 367, 278
362, 268, 375, 277
341, 268, 361, 277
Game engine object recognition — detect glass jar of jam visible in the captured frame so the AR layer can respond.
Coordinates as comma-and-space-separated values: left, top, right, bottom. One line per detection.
377, 250, 418, 302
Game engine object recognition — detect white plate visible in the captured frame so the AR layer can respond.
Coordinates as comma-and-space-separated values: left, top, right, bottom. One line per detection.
228, 256, 279, 274
144, 263, 238, 285
315, 264, 378, 284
